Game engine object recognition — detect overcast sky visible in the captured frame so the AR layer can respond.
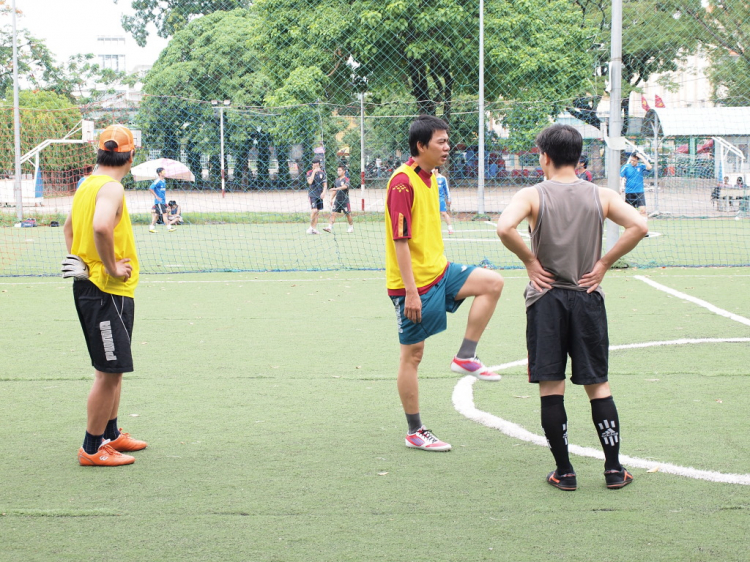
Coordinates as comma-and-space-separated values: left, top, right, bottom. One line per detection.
4, 0, 168, 71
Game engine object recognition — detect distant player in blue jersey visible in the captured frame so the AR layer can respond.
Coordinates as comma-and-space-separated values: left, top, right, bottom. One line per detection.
620, 152, 652, 218
149, 168, 174, 233
435, 168, 454, 234
76, 165, 93, 190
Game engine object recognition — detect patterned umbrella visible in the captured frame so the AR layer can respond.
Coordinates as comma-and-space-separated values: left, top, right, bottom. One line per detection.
130, 158, 195, 182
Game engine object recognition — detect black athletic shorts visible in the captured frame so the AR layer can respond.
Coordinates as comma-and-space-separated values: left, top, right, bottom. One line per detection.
73, 280, 135, 373
332, 197, 350, 214
309, 196, 324, 211
152, 203, 167, 214
526, 288, 608, 385
625, 192, 646, 209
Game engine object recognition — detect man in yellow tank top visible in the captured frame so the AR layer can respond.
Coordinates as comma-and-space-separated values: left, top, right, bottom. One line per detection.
63, 125, 147, 467
385, 116, 505, 452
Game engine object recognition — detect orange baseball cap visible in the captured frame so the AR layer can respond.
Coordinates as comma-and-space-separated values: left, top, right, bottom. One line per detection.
98, 124, 135, 153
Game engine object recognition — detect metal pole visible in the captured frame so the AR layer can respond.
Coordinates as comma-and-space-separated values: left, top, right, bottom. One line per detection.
12, 0, 23, 220
220, 107, 225, 198
606, 0, 623, 252
477, 0, 486, 216
360, 92, 366, 212
653, 115, 659, 213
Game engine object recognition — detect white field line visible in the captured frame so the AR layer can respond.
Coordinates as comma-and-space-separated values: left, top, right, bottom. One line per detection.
635, 275, 750, 327
456, 338, 750, 486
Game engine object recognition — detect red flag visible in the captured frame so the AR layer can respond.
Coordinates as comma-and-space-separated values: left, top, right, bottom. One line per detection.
654, 94, 665, 108
641, 96, 651, 111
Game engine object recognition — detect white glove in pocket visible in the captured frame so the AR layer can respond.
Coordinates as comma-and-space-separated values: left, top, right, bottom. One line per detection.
61, 254, 90, 280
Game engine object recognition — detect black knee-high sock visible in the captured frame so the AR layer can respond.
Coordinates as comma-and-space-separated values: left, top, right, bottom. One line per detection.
591, 396, 621, 472
540, 395, 574, 475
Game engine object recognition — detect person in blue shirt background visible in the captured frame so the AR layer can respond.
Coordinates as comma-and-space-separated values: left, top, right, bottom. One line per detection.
620, 152, 652, 218
76, 165, 93, 190
148, 167, 174, 233
435, 167, 454, 234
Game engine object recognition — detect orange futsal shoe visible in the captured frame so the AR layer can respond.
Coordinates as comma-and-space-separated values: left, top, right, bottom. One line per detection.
108, 430, 148, 452
78, 443, 135, 467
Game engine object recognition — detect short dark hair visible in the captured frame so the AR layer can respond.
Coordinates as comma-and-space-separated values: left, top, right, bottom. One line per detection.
535, 124, 582, 167
96, 141, 132, 167
409, 115, 449, 157
156, 167, 165, 175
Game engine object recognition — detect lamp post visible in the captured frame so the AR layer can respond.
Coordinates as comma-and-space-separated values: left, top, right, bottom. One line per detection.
359, 92, 366, 212
12, 0, 23, 221
605, 0, 623, 253
477, 0, 486, 218
212, 99, 231, 197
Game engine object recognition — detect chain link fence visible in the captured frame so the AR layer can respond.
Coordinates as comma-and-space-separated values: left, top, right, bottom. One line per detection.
2, 1, 750, 274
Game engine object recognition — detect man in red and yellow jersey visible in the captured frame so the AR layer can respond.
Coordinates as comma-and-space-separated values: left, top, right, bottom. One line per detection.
386, 115, 505, 452
63, 124, 147, 467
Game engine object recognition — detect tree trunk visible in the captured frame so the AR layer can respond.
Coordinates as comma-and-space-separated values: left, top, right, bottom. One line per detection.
275, 142, 291, 188
256, 131, 270, 189
186, 140, 202, 189
162, 125, 179, 160
233, 143, 252, 191
409, 58, 435, 115
208, 154, 221, 190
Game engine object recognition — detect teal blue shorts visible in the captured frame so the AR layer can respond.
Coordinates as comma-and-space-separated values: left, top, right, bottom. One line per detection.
390, 262, 476, 345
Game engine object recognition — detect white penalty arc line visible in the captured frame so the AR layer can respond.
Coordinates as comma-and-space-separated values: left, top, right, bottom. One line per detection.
453, 338, 750, 485
634, 275, 750, 327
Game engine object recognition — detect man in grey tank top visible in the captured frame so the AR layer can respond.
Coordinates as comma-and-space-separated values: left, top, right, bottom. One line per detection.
497, 124, 648, 491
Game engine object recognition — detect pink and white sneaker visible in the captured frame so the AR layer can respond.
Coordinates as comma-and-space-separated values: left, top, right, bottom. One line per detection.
405, 426, 452, 452
451, 356, 502, 382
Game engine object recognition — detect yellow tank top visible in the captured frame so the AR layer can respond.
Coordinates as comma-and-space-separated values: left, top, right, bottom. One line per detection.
71, 175, 139, 298
385, 163, 447, 290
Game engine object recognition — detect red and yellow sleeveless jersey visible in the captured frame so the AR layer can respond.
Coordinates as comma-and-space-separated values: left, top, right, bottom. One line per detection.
385, 161, 448, 294
70, 175, 139, 298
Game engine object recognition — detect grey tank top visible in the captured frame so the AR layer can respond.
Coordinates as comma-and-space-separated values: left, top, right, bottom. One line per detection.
524, 179, 604, 307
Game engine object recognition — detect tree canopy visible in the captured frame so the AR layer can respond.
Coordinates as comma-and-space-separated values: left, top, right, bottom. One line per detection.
248, 0, 595, 150
114, 0, 250, 47
568, 0, 702, 132
0, 90, 87, 175
668, 0, 750, 106
141, 9, 282, 187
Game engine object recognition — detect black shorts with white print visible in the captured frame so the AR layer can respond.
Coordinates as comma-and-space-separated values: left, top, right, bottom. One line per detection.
73, 279, 135, 373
